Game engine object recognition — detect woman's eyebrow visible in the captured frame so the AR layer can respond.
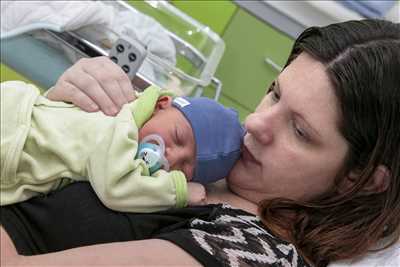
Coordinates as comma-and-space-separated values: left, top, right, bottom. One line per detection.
276, 78, 322, 138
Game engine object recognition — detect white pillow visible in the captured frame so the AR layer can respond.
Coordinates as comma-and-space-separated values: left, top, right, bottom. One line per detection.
329, 239, 400, 267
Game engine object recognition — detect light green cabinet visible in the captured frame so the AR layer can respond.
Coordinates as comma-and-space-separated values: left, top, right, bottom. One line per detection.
215, 8, 294, 121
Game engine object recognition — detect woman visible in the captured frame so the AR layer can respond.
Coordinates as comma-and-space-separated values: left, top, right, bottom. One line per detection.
1, 19, 399, 266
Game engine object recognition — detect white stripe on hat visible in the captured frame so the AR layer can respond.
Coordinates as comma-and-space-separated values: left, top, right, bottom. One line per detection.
173, 97, 190, 108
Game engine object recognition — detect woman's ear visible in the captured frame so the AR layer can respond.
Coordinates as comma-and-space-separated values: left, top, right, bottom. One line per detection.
154, 96, 173, 112
341, 165, 391, 194
363, 165, 391, 194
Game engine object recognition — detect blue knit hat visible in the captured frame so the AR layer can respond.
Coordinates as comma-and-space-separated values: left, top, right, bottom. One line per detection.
172, 96, 245, 184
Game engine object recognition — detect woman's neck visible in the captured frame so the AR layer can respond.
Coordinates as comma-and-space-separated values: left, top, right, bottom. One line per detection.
207, 181, 295, 245
205, 180, 259, 215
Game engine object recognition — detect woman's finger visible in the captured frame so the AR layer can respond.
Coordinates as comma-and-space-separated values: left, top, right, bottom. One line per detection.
83, 56, 137, 111
65, 69, 119, 116
65, 81, 101, 112
119, 76, 136, 102
103, 57, 136, 102
47, 80, 100, 112
96, 56, 136, 103
83, 64, 129, 109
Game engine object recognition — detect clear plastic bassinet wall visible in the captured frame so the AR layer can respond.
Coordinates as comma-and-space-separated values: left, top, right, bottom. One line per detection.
121, 1, 225, 98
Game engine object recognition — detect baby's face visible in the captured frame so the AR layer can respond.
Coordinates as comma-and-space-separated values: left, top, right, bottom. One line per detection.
139, 106, 196, 180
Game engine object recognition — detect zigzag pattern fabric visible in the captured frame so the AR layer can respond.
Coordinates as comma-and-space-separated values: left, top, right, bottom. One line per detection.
188, 204, 308, 267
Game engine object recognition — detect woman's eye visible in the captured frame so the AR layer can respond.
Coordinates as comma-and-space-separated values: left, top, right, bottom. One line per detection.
271, 90, 280, 102
293, 122, 309, 141
268, 82, 280, 102
266, 81, 275, 94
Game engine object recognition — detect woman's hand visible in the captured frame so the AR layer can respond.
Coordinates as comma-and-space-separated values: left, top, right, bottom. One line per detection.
47, 56, 136, 116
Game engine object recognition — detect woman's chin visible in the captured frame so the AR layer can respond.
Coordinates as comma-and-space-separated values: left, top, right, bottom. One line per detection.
229, 157, 261, 180
227, 161, 256, 190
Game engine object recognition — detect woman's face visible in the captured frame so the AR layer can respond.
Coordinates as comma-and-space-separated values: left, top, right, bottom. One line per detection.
227, 52, 349, 203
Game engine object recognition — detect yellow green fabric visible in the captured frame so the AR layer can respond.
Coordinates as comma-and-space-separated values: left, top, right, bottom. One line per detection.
0, 82, 187, 212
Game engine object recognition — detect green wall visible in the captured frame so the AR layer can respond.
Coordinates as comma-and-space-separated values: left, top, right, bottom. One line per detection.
171, 0, 237, 35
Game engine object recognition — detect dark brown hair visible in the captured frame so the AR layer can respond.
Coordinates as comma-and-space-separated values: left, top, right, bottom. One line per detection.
260, 19, 400, 267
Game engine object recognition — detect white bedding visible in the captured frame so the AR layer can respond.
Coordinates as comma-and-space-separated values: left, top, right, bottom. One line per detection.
329, 239, 400, 267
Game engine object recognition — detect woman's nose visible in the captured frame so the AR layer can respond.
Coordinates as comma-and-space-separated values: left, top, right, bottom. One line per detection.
244, 111, 273, 145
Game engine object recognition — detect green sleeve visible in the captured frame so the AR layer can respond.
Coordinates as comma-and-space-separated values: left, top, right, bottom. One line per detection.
154, 169, 188, 208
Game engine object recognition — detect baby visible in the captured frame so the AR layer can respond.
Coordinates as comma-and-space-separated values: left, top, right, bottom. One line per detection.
1, 81, 245, 212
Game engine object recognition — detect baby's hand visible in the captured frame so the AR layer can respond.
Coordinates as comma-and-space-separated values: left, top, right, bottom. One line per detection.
187, 182, 207, 206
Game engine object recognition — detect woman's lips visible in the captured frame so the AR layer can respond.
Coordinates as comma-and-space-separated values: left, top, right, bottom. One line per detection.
241, 144, 261, 165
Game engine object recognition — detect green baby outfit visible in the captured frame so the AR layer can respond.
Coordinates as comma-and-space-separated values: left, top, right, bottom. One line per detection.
0, 81, 187, 212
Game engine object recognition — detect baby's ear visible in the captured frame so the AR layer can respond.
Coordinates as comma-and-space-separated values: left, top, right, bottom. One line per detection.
154, 96, 173, 111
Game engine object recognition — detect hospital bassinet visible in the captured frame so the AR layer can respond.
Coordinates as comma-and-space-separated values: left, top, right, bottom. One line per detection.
1, 0, 225, 100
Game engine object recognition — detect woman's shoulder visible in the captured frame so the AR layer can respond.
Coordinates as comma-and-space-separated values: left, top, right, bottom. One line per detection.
159, 204, 310, 267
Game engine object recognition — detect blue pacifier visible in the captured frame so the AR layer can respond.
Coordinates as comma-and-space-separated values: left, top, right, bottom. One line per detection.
136, 134, 170, 174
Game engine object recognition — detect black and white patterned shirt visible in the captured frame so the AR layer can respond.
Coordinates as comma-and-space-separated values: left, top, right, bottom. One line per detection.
160, 204, 308, 267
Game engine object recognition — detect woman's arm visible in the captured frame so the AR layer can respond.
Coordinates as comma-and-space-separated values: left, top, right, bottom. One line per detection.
1, 227, 18, 266
1, 227, 201, 266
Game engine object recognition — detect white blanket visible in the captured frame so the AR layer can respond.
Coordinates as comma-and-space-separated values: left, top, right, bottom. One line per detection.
1, 1, 112, 36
